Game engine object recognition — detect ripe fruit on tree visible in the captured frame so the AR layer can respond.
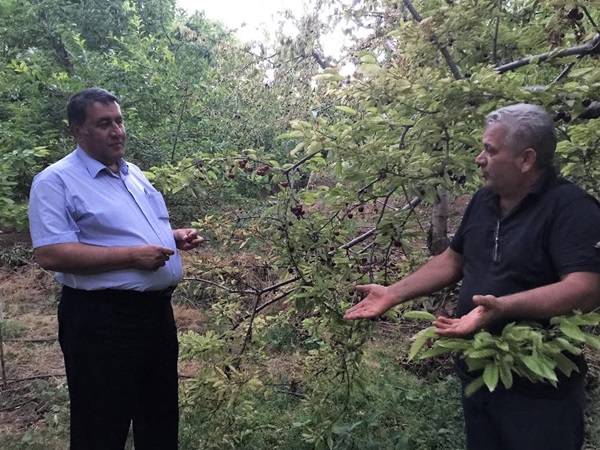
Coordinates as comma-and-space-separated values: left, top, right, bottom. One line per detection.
290, 204, 305, 218
256, 165, 270, 176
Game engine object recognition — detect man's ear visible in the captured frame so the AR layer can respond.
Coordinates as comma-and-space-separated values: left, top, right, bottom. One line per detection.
70, 123, 83, 141
521, 148, 537, 172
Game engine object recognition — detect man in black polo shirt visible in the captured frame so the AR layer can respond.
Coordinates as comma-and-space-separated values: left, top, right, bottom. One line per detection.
344, 103, 600, 449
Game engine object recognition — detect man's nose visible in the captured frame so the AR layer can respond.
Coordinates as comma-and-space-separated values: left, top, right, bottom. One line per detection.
110, 124, 124, 136
475, 151, 485, 166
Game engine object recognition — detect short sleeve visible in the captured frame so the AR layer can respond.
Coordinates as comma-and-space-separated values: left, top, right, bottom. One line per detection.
28, 176, 80, 248
549, 194, 600, 275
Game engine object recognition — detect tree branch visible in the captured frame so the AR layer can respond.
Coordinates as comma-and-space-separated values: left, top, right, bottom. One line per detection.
494, 33, 600, 73
402, 0, 462, 80
337, 196, 422, 252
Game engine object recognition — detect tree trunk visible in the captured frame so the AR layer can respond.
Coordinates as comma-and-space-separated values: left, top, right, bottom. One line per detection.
428, 188, 450, 255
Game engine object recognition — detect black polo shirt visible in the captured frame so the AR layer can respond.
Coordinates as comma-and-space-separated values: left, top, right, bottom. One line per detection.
451, 169, 600, 320
451, 169, 600, 397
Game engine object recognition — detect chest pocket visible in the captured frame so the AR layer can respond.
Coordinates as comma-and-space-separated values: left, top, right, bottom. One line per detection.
146, 192, 170, 219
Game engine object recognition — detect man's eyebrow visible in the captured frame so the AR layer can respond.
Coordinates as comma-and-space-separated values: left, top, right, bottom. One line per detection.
96, 115, 123, 123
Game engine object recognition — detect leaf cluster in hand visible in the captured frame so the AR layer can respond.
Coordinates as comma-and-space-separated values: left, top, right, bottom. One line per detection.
406, 310, 600, 396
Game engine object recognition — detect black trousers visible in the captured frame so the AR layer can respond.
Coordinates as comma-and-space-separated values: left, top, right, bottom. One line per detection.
58, 286, 179, 450
461, 376, 586, 450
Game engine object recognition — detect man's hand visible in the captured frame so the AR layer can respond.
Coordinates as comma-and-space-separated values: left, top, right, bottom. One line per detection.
173, 228, 204, 251
433, 294, 505, 337
344, 284, 398, 320
130, 245, 175, 271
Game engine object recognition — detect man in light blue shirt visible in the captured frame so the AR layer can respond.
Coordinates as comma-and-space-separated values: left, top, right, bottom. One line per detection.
28, 88, 203, 450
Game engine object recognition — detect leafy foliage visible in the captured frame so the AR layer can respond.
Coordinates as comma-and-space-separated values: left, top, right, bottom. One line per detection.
3, 0, 600, 447
407, 310, 600, 396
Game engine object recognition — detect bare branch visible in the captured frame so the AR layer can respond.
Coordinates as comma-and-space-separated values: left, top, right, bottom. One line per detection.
5, 374, 65, 384
580, 101, 600, 120
283, 148, 324, 175
311, 51, 330, 69
553, 60, 579, 84
402, 0, 463, 80
582, 7, 599, 33
492, 0, 502, 64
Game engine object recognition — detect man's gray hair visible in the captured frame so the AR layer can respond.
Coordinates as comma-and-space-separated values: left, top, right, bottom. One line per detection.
485, 103, 556, 169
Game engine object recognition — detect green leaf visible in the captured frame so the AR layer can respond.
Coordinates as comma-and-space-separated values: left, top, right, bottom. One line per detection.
335, 106, 359, 116
435, 338, 470, 350
552, 352, 579, 377
483, 364, 499, 392
584, 333, 600, 350
403, 310, 436, 321
498, 363, 513, 389
559, 323, 587, 342
464, 348, 497, 359
358, 52, 377, 64
553, 337, 582, 355
464, 376, 486, 397
277, 131, 305, 140
408, 326, 437, 360
419, 345, 455, 359
464, 357, 490, 372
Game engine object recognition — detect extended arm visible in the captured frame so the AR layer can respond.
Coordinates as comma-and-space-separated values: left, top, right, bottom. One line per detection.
34, 242, 174, 274
434, 271, 600, 336
344, 247, 464, 319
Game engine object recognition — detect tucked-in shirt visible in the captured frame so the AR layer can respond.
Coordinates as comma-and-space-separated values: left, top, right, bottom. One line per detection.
28, 147, 183, 291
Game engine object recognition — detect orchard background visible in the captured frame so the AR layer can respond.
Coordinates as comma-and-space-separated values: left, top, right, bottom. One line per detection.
1, 0, 600, 448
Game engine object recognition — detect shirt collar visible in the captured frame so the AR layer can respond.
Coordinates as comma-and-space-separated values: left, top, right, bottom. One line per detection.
482, 166, 559, 209
528, 166, 558, 197
75, 146, 129, 178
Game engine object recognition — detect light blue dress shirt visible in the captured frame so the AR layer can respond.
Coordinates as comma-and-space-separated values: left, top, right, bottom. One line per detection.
28, 147, 183, 291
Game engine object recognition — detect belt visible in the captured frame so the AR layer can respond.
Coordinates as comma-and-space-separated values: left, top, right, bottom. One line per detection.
62, 285, 177, 300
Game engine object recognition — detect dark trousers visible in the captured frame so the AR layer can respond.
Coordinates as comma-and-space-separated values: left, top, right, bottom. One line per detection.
461, 377, 586, 450
58, 286, 179, 450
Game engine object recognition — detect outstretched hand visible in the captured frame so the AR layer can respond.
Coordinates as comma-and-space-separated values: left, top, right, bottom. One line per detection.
433, 294, 505, 337
344, 284, 398, 320
173, 228, 204, 251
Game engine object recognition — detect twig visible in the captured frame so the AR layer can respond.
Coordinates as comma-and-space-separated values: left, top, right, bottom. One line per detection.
338, 196, 421, 252
283, 148, 324, 175
553, 59, 579, 84
183, 276, 299, 297
231, 288, 296, 331
582, 7, 599, 33
171, 87, 191, 163
5, 337, 57, 343
5, 374, 66, 384
238, 293, 262, 358
0, 296, 6, 388
0, 400, 30, 412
